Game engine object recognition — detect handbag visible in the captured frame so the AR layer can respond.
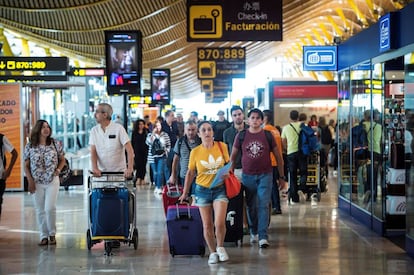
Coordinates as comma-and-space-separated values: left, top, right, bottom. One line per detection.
59, 158, 72, 184
52, 140, 72, 184
224, 171, 241, 199
217, 142, 241, 199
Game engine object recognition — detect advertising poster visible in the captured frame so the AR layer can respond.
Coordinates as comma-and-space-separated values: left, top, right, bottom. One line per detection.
0, 83, 23, 190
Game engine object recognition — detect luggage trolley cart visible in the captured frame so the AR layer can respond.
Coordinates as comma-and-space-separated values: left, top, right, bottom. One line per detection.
305, 151, 326, 202
86, 172, 138, 255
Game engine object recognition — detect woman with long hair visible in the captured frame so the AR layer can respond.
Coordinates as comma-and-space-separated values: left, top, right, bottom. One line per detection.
131, 119, 149, 186
179, 121, 230, 265
146, 117, 171, 194
23, 120, 66, 246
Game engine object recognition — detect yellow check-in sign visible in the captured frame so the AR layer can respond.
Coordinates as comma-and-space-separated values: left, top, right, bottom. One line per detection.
189, 5, 223, 39
201, 80, 213, 92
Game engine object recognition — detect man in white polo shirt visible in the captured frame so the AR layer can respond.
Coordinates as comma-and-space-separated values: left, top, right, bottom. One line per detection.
89, 103, 134, 178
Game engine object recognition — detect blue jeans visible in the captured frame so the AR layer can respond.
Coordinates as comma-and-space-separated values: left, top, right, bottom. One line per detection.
151, 157, 168, 189
193, 184, 228, 207
242, 172, 272, 240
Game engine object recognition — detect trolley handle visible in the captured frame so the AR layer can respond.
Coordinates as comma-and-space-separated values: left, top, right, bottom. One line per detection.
88, 170, 125, 176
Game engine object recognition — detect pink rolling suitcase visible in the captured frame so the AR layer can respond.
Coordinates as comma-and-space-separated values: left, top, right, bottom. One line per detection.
162, 183, 183, 217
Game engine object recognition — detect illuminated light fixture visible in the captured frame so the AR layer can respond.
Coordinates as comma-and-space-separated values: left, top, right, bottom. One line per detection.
279, 104, 303, 107
279, 100, 337, 108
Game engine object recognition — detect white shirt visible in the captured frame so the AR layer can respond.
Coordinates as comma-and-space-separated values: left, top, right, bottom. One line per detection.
89, 121, 130, 172
0, 135, 15, 178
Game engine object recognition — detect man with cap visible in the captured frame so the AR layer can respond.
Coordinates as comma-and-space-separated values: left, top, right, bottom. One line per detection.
213, 110, 231, 142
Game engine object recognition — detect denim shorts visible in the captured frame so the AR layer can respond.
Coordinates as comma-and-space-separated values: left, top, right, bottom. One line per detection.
194, 184, 228, 207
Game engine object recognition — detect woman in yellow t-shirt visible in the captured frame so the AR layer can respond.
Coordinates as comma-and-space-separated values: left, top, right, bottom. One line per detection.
179, 121, 230, 265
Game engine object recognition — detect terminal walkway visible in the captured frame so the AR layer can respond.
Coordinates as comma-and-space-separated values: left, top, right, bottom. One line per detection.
1, 155, 414, 274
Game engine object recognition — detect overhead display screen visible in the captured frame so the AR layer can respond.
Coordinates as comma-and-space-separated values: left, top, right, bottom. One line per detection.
105, 30, 142, 95
150, 68, 171, 105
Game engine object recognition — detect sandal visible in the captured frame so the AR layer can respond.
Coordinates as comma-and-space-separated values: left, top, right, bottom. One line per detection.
49, 236, 56, 245
38, 238, 48, 246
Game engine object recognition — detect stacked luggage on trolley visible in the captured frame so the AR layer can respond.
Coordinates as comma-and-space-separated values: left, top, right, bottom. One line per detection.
305, 151, 327, 201
86, 172, 138, 255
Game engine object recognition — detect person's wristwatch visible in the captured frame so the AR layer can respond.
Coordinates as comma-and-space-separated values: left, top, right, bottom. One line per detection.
279, 176, 287, 181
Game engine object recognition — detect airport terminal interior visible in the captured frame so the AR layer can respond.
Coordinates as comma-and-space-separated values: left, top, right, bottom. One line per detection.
3, 1, 414, 274
1, 157, 414, 274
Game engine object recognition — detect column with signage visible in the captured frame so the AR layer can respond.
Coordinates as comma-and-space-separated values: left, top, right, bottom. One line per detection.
0, 84, 23, 190
188, 0, 282, 103
197, 47, 245, 103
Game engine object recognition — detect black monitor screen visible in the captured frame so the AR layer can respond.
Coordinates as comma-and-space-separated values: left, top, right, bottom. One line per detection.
105, 30, 142, 95
150, 68, 170, 105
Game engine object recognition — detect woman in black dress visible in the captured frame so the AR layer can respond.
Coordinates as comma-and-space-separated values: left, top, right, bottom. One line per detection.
131, 119, 149, 185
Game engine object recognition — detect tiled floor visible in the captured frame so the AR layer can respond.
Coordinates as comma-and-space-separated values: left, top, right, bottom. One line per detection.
1, 162, 414, 274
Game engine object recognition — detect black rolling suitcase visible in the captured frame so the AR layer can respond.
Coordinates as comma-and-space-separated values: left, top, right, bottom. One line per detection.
224, 190, 244, 246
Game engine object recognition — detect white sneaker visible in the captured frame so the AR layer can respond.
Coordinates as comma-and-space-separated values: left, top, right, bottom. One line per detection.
259, 239, 269, 248
311, 193, 318, 206
250, 234, 258, 244
208, 253, 219, 264
216, 247, 229, 262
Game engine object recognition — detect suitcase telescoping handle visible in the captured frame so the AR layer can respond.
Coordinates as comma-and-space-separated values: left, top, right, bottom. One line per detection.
166, 182, 182, 195
175, 200, 192, 220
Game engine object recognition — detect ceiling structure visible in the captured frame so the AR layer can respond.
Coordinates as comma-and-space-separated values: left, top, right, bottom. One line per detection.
0, 0, 412, 100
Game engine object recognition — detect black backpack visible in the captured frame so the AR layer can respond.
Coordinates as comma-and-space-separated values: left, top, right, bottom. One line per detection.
151, 137, 165, 156
176, 136, 201, 157
0, 134, 6, 167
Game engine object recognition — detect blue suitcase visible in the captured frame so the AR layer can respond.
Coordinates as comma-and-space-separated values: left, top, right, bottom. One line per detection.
166, 204, 205, 257
90, 187, 129, 239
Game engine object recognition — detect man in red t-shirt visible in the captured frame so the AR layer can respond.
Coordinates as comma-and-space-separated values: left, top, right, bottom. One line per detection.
230, 108, 286, 249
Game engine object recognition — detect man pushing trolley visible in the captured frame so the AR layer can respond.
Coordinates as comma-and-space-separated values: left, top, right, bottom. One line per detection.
87, 103, 136, 255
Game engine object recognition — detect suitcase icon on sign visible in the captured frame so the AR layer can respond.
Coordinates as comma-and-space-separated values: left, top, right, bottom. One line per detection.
193, 9, 220, 35
199, 62, 216, 78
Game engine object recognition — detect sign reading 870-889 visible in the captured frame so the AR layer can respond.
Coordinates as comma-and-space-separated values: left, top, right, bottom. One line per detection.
197, 47, 246, 79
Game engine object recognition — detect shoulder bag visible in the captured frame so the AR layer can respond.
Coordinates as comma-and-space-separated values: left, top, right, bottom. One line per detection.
217, 142, 241, 199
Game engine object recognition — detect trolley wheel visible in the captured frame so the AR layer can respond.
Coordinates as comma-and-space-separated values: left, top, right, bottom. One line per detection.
104, 241, 112, 255
86, 229, 92, 250
132, 228, 138, 250
199, 246, 205, 257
